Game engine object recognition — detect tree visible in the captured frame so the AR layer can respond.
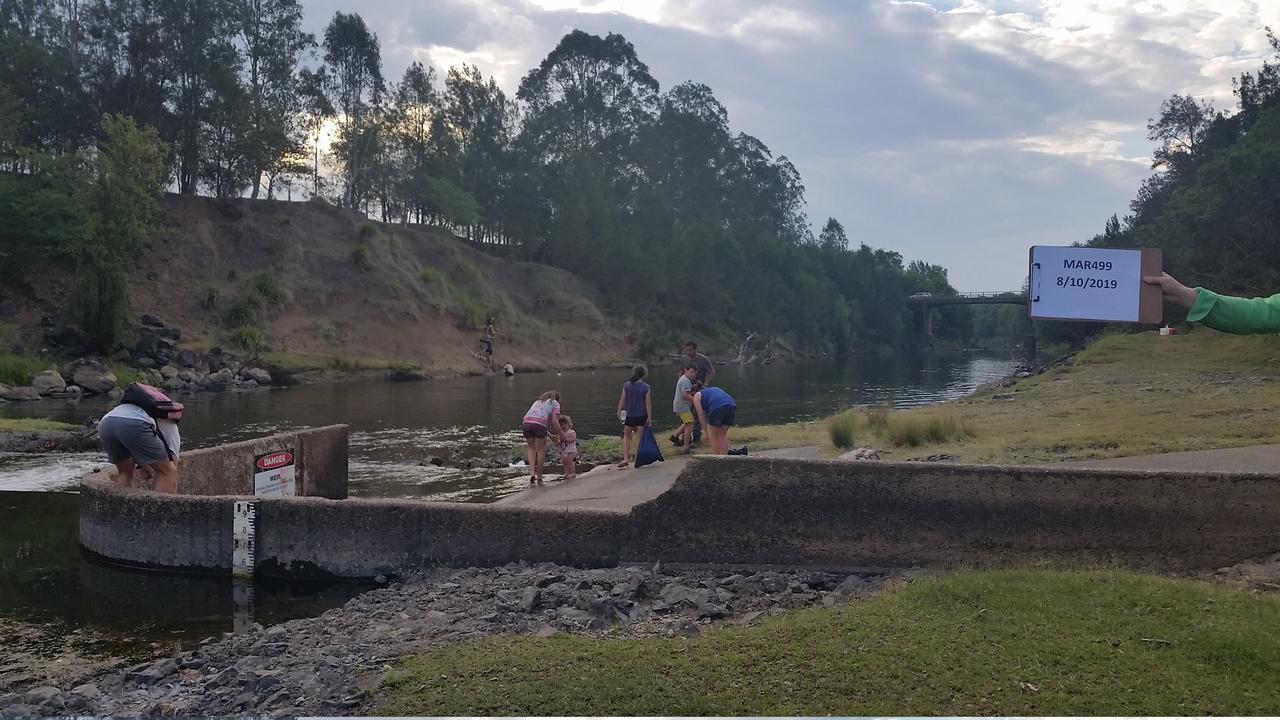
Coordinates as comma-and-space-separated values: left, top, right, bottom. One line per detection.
72, 113, 167, 350
320, 10, 382, 208
818, 217, 848, 252
232, 0, 314, 198
1147, 94, 1217, 176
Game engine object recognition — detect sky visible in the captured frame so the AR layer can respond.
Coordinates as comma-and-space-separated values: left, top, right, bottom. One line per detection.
297, 0, 1280, 291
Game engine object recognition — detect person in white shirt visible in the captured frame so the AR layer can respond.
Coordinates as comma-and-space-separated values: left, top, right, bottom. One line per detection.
98, 403, 181, 493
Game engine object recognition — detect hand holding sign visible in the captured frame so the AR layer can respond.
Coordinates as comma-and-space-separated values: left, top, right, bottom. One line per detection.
1142, 272, 1199, 309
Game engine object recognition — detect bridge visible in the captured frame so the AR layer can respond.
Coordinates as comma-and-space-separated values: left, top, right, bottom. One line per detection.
907, 291, 1035, 361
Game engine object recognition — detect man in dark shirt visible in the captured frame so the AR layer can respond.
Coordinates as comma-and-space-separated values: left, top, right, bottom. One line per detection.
682, 341, 715, 445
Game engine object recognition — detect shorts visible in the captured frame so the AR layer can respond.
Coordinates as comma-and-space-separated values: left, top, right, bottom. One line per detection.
624, 414, 648, 428
675, 411, 693, 424
482, 339, 494, 354
522, 422, 549, 439
708, 406, 736, 427
99, 416, 171, 465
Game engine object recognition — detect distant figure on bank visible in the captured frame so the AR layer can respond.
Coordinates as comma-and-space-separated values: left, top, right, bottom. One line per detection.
672, 364, 697, 454
681, 341, 715, 446
616, 364, 652, 468
692, 383, 737, 456
521, 390, 561, 485
1145, 273, 1280, 333
503, 362, 515, 377
557, 415, 578, 480
481, 317, 497, 370
98, 383, 183, 493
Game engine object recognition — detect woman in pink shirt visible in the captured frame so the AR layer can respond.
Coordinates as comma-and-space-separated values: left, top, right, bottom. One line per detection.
521, 390, 561, 485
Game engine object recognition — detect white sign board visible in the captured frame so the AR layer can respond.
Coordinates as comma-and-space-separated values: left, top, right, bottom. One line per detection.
1028, 246, 1162, 324
253, 449, 297, 497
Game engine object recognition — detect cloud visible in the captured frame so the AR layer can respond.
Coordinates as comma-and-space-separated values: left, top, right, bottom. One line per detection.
298, 0, 1280, 289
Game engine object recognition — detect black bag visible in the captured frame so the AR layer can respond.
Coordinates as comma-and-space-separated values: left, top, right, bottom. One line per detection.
121, 382, 184, 421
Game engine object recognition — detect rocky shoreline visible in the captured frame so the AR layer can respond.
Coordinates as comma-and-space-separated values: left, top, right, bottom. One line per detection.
0, 562, 912, 717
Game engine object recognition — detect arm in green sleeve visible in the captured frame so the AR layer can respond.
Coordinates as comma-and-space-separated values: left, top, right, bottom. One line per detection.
1187, 288, 1280, 334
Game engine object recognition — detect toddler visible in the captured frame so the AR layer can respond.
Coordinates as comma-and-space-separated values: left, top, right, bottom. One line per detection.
557, 415, 578, 480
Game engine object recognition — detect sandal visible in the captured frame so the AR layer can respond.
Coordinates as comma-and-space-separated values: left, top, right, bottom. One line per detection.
615, 461, 629, 469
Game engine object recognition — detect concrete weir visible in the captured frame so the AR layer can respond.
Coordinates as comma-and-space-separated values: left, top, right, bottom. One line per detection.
80, 428, 1280, 577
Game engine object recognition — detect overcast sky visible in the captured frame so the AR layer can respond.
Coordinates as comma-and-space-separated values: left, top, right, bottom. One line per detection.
297, 0, 1279, 290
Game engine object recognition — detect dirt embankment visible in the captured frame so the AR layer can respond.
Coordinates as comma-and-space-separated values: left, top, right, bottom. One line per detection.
3, 195, 633, 378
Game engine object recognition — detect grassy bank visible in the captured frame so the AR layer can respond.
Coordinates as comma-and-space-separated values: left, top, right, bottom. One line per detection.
374, 569, 1280, 715
0, 418, 78, 432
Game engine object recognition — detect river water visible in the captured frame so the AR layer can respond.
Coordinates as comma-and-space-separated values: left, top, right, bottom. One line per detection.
0, 352, 1011, 655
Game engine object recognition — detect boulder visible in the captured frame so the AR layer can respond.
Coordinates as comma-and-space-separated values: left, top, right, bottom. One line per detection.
141, 313, 165, 328
242, 367, 272, 385
0, 385, 41, 401
31, 370, 66, 396
207, 368, 234, 389
111, 347, 132, 363
160, 365, 180, 379
134, 356, 158, 369
64, 359, 117, 393
158, 326, 181, 341
175, 349, 200, 368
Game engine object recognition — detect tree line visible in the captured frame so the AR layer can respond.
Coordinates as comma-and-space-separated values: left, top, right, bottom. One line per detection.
1, 1, 965, 353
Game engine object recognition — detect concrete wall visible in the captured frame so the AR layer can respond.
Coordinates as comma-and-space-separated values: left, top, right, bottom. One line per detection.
628, 458, 1280, 571
81, 455, 1280, 578
171, 425, 348, 498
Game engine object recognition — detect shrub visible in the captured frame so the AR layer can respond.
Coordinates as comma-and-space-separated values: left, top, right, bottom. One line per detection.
827, 411, 858, 449
359, 222, 378, 240
227, 300, 257, 328
352, 244, 373, 272
252, 272, 287, 306
0, 353, 49, 386
229, 327, 265, 358
199, 287, 219, 310
421, 266, 448, 287
318, 323, 340, 345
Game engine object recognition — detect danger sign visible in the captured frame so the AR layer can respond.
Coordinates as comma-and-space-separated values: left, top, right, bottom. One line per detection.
253, 449, 297, 497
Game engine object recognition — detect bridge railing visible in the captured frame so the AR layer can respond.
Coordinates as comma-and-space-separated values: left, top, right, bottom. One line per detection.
907, 291, 1027, 302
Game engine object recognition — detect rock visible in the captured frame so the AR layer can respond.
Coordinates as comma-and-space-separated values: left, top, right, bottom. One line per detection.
242, 367, 272, 385
127, 657, 178, 685
0, 385, 41, 401
177, 369, 200, 383
205, 667, 239, 689
697, 603, 729, 619
43, 324, 83, 350
532, 624, 560, 637
135, 356, 158, 369
107, 387, 124, 400
62, 384, 83, 396
838, 447, 881, 461
160, 365, 180, 379
535, 572, 566, 588
255, 675, 283, 693
141, 313, 165, 328
162, 378, 186, 393
23, 686, 64, 710
658, 583, 711, 608
112, 347, 132, 363
520, 587, 540, 612
175, 349, 200, 368
64, 359, 118, 394
207, 368, 235, 386
31, 370, 66, 395
423, 610, 455, 626
1015, 371, 1033, 378
236, 378, 258, 389
158, 326, 181, 341
69, 683, 102, 701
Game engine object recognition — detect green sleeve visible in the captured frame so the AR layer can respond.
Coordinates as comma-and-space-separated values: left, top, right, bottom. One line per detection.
1187, 288, 1280, 334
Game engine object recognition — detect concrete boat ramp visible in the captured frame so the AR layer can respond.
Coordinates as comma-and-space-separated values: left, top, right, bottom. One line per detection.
494, 446, 824, 512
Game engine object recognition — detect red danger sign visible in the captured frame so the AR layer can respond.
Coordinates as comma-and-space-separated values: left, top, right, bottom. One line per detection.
256, 451, 294, 471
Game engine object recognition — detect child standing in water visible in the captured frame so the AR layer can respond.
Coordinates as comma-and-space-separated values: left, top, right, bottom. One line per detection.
616, 364, 652, 468
557, 415, 578, 480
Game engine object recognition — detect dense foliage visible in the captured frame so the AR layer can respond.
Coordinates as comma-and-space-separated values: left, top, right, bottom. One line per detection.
0, 2, 966, 353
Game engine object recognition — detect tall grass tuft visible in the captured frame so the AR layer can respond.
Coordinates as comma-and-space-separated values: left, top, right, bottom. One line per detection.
827, 411, 858, 449
865, 404, 891, 433
885, 412, 972, 447
0, 353, 50, 387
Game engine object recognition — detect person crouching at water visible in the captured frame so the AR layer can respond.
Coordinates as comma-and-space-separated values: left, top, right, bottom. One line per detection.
521, 390, 561, 485
692, 383, 736, 456
557, 415, 578, 480
616, 364, 652, 468
98, 384, 182, 493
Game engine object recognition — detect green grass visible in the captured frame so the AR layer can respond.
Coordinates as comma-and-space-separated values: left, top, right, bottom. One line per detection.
0, 353, 53, 387
352, 244, 373, 272
883, 410, 971, 447
251, 272, 287, 306
827, 410, 858, 449
0, 418, 78, 432
108, 363, 142, 387
374, 569, 1280, 716
260, 351, 420, 374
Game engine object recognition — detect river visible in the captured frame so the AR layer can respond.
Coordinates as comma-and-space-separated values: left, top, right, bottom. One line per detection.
0, 352, 1012, 656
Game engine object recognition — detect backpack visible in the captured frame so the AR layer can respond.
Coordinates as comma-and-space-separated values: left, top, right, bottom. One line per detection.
635, 427, 664, 468
121, 382, 184, 421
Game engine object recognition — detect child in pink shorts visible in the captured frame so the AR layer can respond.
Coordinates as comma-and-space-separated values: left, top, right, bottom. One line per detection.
557, 415, 578, 480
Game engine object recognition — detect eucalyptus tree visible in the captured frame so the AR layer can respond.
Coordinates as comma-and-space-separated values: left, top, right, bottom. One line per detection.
320, 10, 382, 208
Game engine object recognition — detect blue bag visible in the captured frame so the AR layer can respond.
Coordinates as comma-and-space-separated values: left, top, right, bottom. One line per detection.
635, 427, 664, 468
